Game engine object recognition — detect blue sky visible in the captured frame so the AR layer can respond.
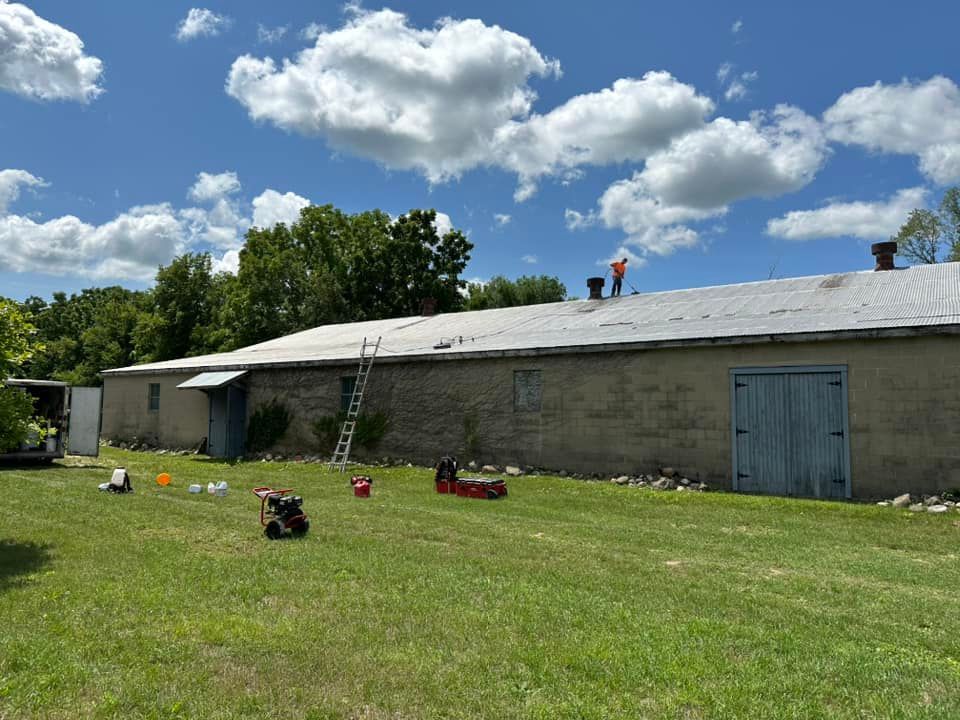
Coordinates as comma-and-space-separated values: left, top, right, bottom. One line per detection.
2, 1, 959, 301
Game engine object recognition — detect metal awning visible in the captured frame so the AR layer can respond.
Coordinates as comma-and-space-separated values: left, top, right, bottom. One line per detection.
177, 370, 248, 390
6, 378, 69, 388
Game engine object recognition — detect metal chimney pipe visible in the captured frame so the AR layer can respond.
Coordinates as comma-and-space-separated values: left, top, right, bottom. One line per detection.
871, 241, 897, 271
586, 277, 605, 300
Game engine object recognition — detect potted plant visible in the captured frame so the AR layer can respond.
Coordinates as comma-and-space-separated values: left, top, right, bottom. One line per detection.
45, 426, 58, 452
22, 420, 43, 450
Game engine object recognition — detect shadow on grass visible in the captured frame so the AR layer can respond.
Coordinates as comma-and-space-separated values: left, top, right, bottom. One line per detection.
0, 540, 52, 592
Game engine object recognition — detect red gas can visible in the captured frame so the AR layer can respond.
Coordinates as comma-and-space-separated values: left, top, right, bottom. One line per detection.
353, 479, 370, 498
351, 475, 372, 498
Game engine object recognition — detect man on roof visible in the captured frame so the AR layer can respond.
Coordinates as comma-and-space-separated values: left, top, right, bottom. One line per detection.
609, 257, 628, 297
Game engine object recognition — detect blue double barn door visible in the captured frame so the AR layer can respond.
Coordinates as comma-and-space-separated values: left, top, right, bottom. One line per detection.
732, 368, 850, 499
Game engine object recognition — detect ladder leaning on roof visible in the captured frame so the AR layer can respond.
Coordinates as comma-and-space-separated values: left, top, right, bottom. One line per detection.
328, 336, 381, 472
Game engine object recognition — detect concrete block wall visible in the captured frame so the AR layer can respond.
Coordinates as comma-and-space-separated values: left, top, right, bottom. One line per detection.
101, 372, 208, 448
103, 333, 960, 497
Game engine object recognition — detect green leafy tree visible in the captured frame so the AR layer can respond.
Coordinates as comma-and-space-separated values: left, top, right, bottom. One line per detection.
224, 205, 472, 347
20, 287, 147, 385
0, 299, 40, 450
134, 253, 220, 362
893, 187, 960, 264
464, 275, 567, 310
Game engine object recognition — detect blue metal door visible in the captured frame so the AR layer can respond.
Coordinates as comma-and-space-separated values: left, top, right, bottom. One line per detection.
207, 388, 228, 457
732, 367, 850, 498
226, 385, 246, 459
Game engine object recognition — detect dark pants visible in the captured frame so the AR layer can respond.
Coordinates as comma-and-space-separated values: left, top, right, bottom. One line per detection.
611, 276, 622, 296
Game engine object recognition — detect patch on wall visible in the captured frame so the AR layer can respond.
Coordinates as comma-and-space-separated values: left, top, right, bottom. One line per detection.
514, 370, 542, 412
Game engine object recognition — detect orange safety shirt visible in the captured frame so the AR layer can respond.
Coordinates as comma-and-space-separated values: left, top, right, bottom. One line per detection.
611, 261, 626, 279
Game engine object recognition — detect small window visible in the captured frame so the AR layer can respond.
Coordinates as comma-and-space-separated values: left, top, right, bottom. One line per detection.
148, 383, 160, 412
514, 370, 542, 412
340, 376, 357, 413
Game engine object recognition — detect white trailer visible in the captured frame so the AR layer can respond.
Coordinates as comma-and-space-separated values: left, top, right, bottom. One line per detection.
1, 379, 102, 462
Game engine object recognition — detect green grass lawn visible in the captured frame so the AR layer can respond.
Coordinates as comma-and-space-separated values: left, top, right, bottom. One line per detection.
1, 448, 959, 719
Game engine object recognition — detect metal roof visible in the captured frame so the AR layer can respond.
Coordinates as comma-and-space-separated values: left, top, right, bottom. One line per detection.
103, 262, 960, 376
6, 378, 69, 388
176, 370, 248, 389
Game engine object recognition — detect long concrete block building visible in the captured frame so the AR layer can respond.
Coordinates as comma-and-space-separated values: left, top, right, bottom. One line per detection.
102, 249, 960, 499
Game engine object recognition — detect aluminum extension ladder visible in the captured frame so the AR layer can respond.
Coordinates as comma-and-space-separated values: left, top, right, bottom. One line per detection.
329, 336, 381, 472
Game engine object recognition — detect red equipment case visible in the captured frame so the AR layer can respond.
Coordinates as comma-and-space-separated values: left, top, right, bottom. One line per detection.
455, 477, 508, 500
435, 478, 456, 494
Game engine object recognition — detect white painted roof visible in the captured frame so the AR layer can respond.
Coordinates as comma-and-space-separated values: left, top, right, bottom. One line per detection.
104, 262, 960, 375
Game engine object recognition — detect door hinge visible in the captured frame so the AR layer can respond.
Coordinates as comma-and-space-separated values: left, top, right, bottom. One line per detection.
735, 381, 747, 388
736, 428, 749, 435
737, 472, 751, 479
828, 380, 842, 386
830, 430, 844, 437
832, 478, 845, 484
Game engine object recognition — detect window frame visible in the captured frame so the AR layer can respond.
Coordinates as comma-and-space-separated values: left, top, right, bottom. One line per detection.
513, 369, 543, 413
148, 383, 160, 412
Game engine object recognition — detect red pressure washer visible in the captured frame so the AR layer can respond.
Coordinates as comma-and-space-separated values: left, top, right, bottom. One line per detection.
252, 487, 310, 539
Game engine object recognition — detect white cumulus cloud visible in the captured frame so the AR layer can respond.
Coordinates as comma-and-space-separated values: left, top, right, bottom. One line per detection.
492, 72, 713, 200
0, 169, 46, 212
766, 187, 926, 241
0, 2, 104, 102
187, 171, 241, 202
521, 254, 537, 264
300, 22, 324, 40
226, 11, 718, 200
0, 169, 321, 279
182, 171, 248, 248
594, 105, 828, 256
494, 213, 511, 226
724, 71, 758, 102
433, 211, 454, 238
564, 208, 597, 231
251, 189, 311, 229
212, 249, 240, 274
0, 203, 186, 280
824, 76, 960, 184
176, 8, 230, 42
227, 8, 560, 184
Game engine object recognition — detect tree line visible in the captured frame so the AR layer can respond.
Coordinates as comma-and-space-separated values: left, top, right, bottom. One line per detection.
5, 205, 568, 387
894, 187, 960, 264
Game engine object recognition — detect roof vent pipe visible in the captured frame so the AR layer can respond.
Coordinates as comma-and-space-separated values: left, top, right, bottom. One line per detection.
871, 241, 897, 271
420, 297, 437, 316
586, 277, 605, 300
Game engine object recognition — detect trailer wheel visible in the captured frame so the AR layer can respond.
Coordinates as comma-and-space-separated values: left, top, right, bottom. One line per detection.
264, 519, 285, 540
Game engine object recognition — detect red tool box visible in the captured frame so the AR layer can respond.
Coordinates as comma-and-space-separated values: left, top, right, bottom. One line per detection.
455, 477, 508, 500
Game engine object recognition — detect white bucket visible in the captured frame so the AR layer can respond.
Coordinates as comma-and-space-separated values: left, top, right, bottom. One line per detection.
215, 481, 228, 497
188, 484, 202, 494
